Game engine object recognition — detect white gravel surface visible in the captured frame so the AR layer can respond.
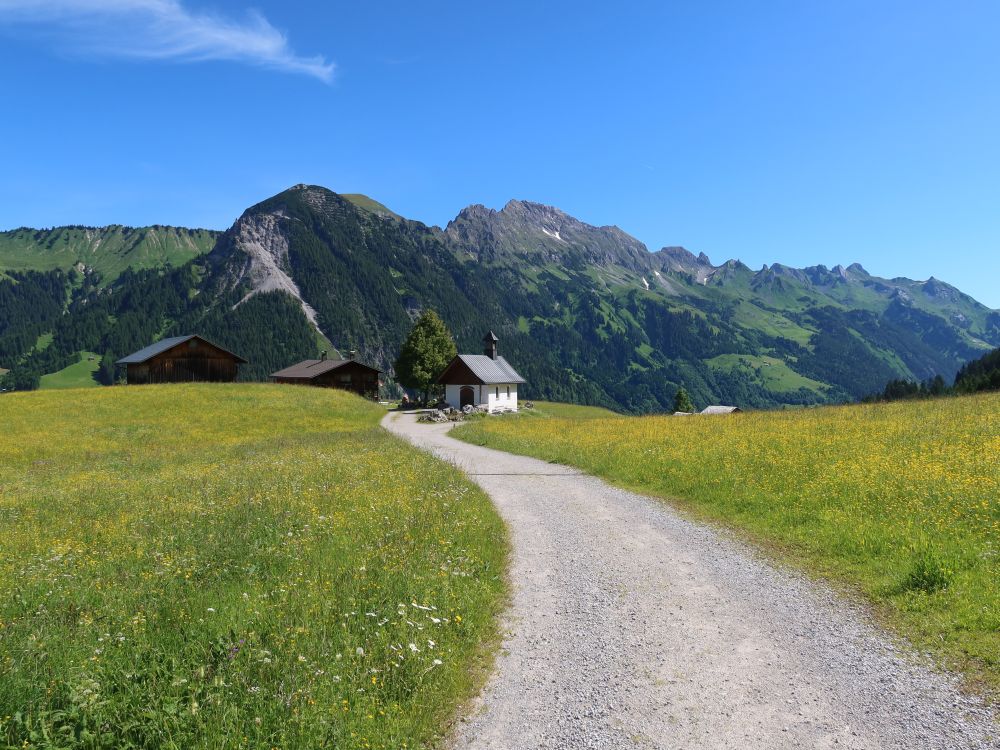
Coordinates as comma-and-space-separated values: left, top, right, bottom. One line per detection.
383, 412, 998, 750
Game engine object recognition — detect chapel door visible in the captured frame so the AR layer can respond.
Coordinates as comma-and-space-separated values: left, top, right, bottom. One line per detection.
460, 386, 475, 408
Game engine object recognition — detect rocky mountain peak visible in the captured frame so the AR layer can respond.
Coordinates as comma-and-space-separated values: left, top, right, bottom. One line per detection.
721, 259, 750, 271
923, 277, 960, 302
246, 185, 368, 225
500, 199, 566, 219
445, 198, 650, 270
757, 263, 809, 285
705, 259, 753, 287
657, 246, 700, 264
452, 203, 495, 222
286, 182, 329, 199
654, 246, 714, 282
799, 264, 848, 285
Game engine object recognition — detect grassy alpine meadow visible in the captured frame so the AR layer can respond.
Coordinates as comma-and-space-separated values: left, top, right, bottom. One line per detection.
0, 384, 507, 749
455, 394, 1000, 694
521, 401, 619, 419
37, 352, 100, 391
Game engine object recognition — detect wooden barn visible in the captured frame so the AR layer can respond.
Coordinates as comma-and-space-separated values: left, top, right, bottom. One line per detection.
117, 335, 247, 384
270, 352, 381, 399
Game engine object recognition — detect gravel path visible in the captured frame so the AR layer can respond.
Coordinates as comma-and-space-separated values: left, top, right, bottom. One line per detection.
383, 412, 998, 750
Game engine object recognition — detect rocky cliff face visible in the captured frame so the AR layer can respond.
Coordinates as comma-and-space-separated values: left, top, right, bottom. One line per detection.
209, 201, 321, 332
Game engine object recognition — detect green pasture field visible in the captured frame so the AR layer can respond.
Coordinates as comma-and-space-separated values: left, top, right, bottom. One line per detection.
38, 352, 101, 390
0, 385, 507, 749
522, 400, 619, 419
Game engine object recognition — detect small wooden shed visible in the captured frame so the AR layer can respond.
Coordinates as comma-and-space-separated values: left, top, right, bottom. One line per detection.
117, 335, 247, 384
270, 354, 381, 399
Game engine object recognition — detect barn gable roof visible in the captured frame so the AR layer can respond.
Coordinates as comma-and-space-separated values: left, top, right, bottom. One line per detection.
117, 335, 248, 365
437, 354, 525, 385
270, 358, 381, 380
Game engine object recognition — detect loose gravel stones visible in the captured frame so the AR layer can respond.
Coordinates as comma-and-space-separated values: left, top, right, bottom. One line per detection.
384, 413, 998, 750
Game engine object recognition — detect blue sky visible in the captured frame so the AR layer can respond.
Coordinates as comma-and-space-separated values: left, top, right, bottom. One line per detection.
1, 1, 999, 307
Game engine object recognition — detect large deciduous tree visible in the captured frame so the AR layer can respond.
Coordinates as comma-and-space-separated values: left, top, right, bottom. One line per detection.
394, 310, 457, 404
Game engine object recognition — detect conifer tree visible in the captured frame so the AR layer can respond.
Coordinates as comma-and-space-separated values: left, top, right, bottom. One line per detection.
673, 386, 695, 413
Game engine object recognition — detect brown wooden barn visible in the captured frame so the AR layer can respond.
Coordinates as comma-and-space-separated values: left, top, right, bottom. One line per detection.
270, 353, 381, 398
117, 335, 247, 384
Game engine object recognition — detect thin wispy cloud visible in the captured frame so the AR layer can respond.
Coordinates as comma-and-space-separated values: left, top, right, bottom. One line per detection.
0, 0, 334, 82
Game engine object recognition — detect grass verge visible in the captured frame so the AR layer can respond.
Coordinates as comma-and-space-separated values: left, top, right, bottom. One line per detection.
0, 384, 507, 748
454, 395, 1000, 697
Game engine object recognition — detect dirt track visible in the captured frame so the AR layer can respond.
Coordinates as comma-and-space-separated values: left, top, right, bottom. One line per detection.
383, 412, 997, 750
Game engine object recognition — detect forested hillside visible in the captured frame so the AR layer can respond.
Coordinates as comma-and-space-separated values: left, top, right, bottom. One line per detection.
1, 185, 997, 412
955, 347, 1000, 394
1, 273, 318, 391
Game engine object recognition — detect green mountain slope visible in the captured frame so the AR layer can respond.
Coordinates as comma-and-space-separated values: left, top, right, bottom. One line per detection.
341, 193, 401, 219
1, 186, 996, 412
0, 225, 218, 284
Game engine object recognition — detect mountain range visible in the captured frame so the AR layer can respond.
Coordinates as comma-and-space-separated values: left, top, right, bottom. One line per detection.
2, 184, 997, 412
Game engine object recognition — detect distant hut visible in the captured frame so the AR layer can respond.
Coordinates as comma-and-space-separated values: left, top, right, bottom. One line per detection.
436, 331, 526, 413
701, 405, 742, 415
270, 351, 381, 399
117, 335, 246, 384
